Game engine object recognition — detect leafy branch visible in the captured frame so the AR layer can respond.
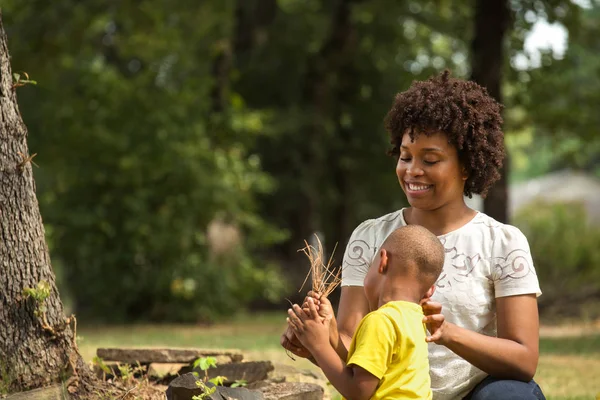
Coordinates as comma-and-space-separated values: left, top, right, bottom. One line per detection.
12, 72, 37, 89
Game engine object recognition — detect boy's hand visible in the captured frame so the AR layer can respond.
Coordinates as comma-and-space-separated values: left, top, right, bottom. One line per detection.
287, 298, 329, 352
280, 324, 313, 359
303, 291, 335, 326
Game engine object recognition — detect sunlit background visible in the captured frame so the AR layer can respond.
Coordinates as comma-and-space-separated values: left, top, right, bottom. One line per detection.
1, 1, 599, 397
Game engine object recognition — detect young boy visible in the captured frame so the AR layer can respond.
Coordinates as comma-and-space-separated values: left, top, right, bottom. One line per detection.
286, 225, 445, 400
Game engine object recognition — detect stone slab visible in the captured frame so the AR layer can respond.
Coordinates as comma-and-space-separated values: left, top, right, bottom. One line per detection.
180, 361, 274, 385
97, 347, 244, 364
5, 385, 64, 400
166, 373, 264, 400
259, 382, 323, 400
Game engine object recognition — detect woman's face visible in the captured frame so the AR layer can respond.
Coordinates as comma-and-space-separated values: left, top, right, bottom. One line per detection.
396, 131, 467, 211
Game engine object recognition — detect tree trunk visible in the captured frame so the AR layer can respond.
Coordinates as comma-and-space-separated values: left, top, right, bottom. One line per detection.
470, 0, 510, 223
0, 14, 81, 394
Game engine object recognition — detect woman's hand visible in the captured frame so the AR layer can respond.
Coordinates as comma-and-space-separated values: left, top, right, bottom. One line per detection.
280, 323, 312, 359
287, 299, 330, 352
280, 291, 328, 359
421, 299, 450, 345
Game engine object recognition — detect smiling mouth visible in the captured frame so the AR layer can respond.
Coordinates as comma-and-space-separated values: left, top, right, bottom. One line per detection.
405, 182, 433, 192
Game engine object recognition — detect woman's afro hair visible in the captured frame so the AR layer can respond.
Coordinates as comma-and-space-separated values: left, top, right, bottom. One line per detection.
384, 70, 505, 198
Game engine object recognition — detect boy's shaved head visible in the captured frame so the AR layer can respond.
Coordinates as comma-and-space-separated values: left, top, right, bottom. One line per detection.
380, 225, 445, 291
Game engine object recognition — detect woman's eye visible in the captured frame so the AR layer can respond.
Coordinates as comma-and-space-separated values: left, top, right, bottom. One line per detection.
424, 160, 439, 165
399, 158, 411, 162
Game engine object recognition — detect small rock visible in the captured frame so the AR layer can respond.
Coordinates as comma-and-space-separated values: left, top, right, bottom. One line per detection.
259, 382, 324, 400
166, 373, 205, 400
269, 364, 328, 388
166, 373, 265, 400
180, 361, 274, 385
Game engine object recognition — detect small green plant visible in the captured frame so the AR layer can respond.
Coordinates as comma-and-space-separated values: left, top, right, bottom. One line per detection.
208, 375, 227, 386
192, 356, 217, 382
12, 72, 37, 89
92, 356, 112, 381
231, 379, 247, 388
191, 357, 230, 400
23, 280, 51, 318
117, 363, 134, 382
193, 380, 216, 399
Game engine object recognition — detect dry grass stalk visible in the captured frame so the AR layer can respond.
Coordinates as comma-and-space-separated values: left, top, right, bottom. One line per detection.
298, 235, 342, 298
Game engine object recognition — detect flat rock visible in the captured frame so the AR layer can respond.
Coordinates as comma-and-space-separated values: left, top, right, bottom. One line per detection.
5, 385, 62, 400
258, 382, 323, 400
166, 373, 264, 400
216, 386, 264, 400
97, 347, 244, 364
180, 361, 274, 385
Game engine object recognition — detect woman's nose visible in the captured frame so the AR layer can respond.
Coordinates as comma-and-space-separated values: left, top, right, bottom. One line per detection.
406, 162, 424, 177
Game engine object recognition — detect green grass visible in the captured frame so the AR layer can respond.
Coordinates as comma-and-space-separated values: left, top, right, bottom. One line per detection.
540, 334, 600, 356
78, 314, 600, 400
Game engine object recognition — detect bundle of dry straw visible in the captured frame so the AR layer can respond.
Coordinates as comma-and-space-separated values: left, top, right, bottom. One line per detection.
298, 235, 342, 297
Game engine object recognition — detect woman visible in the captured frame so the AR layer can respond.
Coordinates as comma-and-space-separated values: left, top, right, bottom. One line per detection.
281, 71, 544, 399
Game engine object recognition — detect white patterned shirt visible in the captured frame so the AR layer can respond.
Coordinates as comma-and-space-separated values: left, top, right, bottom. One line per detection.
341, 209, 542, 400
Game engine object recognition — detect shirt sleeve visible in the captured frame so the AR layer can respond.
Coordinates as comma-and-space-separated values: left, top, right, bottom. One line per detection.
341, 219, 377, 287
347, 313, 397, 379
490, 224, 542, 298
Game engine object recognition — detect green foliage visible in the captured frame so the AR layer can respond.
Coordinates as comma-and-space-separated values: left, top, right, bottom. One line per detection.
506, 4, 599, 178
193, 356, 217, 372
0, 360, 12, 395
192, 380, 216, 400
514, 201, 600, 305
92, 356, 111, 375
3, 0, 597, 323
208, 376, 227, 386
12, 72, 37, 87
3, 0, 287, 322
231, 379, 247, 388
22, 280, 51, 318
192, 357, 223, 399
117, 364, 134, 382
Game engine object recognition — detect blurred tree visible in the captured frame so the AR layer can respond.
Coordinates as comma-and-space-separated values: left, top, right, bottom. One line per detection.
238, 0, 472, 265
3, 0, 287, 322
2, 0, 593, 319
471, 0, 511, 223
508, 3, 599, 177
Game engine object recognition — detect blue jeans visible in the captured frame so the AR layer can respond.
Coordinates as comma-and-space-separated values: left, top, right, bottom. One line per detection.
464, 376, 546, 400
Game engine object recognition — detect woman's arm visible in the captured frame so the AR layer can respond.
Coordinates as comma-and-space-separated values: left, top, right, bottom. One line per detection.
335, 286, 371, 357
424, 293, 539, 381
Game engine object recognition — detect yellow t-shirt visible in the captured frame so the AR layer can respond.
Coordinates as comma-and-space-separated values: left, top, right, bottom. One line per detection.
345, 301, 432, 400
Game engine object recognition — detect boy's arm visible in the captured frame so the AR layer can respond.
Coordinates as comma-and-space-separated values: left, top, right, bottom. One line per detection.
288, 299, 378, 400
303, 292, 349, 362
310, 344, 379, 400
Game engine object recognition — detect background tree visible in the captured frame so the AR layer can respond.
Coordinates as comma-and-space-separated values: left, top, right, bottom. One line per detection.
0, 0, 596, 322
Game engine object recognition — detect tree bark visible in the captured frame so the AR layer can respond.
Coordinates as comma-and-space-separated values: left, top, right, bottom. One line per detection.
0, 14, 80, 394
470, 0, 510, 223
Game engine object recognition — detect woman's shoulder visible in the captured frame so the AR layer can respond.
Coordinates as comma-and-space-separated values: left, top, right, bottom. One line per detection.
471, 212, 531, 250
350, 209, 406, 239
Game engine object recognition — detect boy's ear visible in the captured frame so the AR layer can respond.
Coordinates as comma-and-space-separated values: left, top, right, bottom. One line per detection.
423, 285, 436, 300
378, 248, 389, 274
